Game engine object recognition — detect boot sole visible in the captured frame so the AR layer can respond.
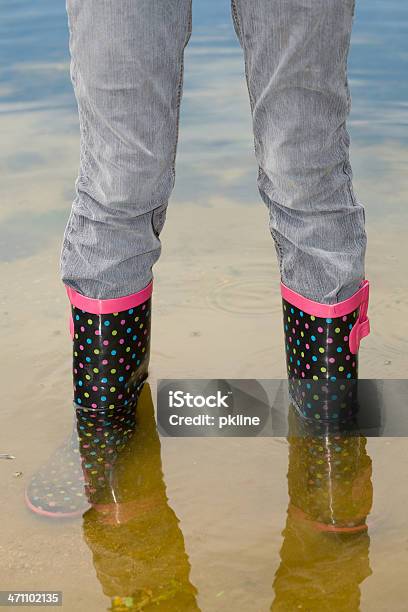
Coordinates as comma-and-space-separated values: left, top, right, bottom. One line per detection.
24, 489, 87, 519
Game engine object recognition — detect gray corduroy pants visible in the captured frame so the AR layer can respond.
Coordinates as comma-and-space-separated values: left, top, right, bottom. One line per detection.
61, 0, 366, 304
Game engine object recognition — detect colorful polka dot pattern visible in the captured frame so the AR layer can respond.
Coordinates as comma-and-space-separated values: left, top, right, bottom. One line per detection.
76, 404, 136, 505
72, 298, 151, 410
288, 378, 358, 422
282, 298, 360, 420
26, 404, 137, 516
282, 298, 359, 382
26, 433, 88, 516
287, 407, 373, 529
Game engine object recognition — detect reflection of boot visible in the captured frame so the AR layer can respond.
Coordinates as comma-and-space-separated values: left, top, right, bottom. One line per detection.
271, 405, 373, 611
25, 284, 152, 518
281, 281, 370, 420
82, 384, 200, 611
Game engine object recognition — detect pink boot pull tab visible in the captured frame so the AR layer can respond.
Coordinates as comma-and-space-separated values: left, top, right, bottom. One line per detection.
349, 281, 370, 355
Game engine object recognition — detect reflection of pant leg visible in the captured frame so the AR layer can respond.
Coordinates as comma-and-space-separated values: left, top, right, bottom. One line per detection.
232, 0, 366, 304
61, 1, 192, 299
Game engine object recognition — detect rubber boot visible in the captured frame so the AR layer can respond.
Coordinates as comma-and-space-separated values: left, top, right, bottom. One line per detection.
281, 281, 370, 420
25, 283, 152, 518
82, 384, 200, 611
25, 404, 137, 517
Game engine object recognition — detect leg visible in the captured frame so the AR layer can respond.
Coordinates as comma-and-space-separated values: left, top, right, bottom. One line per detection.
62, 0, 192, 299
28, 2, 193, 518
232, 0, 366, 304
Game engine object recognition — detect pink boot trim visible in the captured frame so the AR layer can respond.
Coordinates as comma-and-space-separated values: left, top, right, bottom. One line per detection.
66, 282, 153, 339
281, 280, 370, 355
66, 282, 153, 315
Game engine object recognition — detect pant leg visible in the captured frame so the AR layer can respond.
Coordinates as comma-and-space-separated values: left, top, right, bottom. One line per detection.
61, 0, 192, 299
231, 0, 366, 304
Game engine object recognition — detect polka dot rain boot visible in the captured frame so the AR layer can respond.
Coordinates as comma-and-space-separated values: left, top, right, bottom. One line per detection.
25, 426, 88, 518
281, 281, 370, 421
25, 283, 152, 518
75, 403, 137, 509
25, 403, 137, 518
82, 384, 200, 611
67, 282, 152, 411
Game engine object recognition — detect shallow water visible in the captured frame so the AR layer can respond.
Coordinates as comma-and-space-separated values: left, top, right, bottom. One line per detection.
1, 1, 408, 610
2, 385, 408, 611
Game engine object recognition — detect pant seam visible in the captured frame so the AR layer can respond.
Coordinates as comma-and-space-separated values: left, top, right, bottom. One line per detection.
340, 123, 357, 207
171, 3, 192, 178
342, 0, 356, 206
270, 227, 284, 278
258, 180, 285, 278
60, 204, 76, 271
67, 4, 91, 185
231, 0, 255, 112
